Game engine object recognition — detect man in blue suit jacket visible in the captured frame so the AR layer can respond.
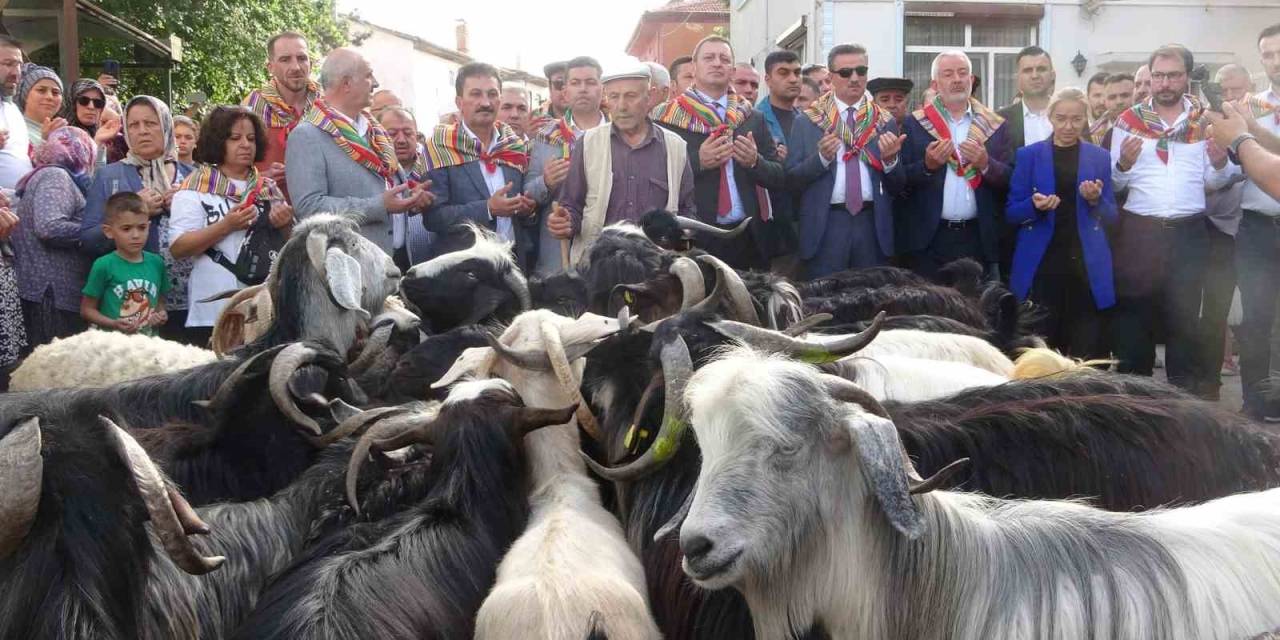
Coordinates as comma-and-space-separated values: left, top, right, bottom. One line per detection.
786, 44, 906, 278
900, 51, 1012, 280
424, 62, 538, 268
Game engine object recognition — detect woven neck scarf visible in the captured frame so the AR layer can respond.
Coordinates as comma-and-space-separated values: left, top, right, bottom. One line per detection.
803, 92, 891, 170
1114, 96, 1208, 164
424, 120, 529, 173
1088, 111, 1117, 146
403, 151, 431, 184
120, 95, 180, 193
244, 78, 319, 130
912, 95, 1005, 189
1242, 92, 1280, 125
16, 125, 96, 197
303, 98, 398, 181
179, 164, 285, 206
535, 110, 603, 158
651, 88, 751, 137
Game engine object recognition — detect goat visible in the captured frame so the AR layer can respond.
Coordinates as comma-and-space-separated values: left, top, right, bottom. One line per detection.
738, 270, 803, 331
433, 310, 659, 640
531, 269, 590, 319
231, 380, 575, 640
797, 265, 927, 298
580, 222, 672, 315
208, 283, 274, 355
10, 331, 218, 390
846, 312, 1047, 360
399, 223, 531, 333
638, 208, 750, 253
676, 348, 1280, 640
804, 283, 990, 329
379, 325, 491, 403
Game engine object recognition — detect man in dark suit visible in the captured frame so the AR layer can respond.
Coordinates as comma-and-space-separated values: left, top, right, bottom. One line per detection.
651, 35, 786, 270
900, 50, 1012, 280
995, 46, 1056, 278
786, 43, 907, 278
424, 62, 538, 268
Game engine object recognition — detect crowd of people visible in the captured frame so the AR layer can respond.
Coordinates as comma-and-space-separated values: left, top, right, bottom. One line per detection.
0, 27, 1277, 416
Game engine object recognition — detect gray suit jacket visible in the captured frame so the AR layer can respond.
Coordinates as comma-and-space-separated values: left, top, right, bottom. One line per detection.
286, 121, 394, 253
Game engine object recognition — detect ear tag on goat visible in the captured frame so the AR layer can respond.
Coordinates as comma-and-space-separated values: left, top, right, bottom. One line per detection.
624, 423, 653, 455
325, 248, 367, 316
624, 291, 635, 305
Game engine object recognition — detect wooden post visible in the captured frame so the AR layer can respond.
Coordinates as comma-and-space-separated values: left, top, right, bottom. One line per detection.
554, 202, 570, 269
59, 0, 79, 81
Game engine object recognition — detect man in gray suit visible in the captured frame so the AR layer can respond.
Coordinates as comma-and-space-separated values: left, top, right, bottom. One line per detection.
424, 62, 538, 268
286, 48, 434, 254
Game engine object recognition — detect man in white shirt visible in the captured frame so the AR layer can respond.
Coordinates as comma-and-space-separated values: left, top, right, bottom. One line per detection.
1231, 24, 1280, 418
0, 36, 31, 190
1107, 44, 1237, 390
996, 46, 1056, 277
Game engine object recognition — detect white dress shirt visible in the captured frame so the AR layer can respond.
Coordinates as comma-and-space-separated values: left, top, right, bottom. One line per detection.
461, 120, 514, 241
823, 95, 874, 208
936, 104, 979, 221
693, 89, 746, 224
1241, 88, 1280, 216
1023, 103, 1053, 146
0, 99, 32, 190
1110, 97, 1239, 218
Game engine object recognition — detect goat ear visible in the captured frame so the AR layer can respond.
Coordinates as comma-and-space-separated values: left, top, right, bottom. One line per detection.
325, 247, 368, 317
306, 231, 329, 278
845, 412, 925, 540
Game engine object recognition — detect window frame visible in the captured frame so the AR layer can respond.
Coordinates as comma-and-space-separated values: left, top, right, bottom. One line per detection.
903, 21, 1038, 107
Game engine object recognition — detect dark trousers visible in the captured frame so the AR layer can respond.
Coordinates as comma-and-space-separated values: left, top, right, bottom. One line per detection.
805, 204, 885, 279
1109, 211, 1208, 388
1029, 271, 1109, 359
158, 309, 213, 348
910, 219, 983, 280
19, 293, 86, 355
703, 222, 769, 271
1235, 210, 1280, 414
1196, 224, 1237, 398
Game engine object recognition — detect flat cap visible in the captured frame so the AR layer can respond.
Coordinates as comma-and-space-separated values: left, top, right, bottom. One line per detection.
602, 57, 652, 83
867, 77, 914, 95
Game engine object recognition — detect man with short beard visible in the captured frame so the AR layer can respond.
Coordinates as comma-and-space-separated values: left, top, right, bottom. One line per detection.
1086, 71, 1110, 122
0, 35, 30, 188
498, 86, 531, 139
1133, 65, 1152, 104
731, 62, 760, 104
1089, 73, 1134, 148
243, 32, 319, 197
548, 60, 695, 267
379, 107, 435, 267
900, 50, 1012, 280
1108, 44, 1237, 389
527, 56, 606, 275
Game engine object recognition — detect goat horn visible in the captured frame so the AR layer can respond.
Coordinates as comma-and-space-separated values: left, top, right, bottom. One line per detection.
269, 343, 327, 436
197, 344, 290, 415
349, 323, 394, 376
782, 313, 834, 337
503, 268, 533, 311
540, 321, 603, 442
346, 409, 435, 515
306, 231, 329, 281
676, 215, 751, 239
0, 417, 42, 560
99, 416, 225, 575
668, 256, 706, 310
696, 254, 761, 325
511, 405, 580, 440
709, 311, 886, 364
907, 458, 970, 495
484, 333, 604, 372
312, 405, 406, 449
820, 374, 891, 419
168, 485, 211, 535
685, 260, 728, 316
582, 334, 692, 481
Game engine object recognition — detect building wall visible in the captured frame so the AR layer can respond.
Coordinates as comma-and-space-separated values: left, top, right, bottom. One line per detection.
731, 0, 818, 67
636, 20, 726, 68
352, 26, 463, 121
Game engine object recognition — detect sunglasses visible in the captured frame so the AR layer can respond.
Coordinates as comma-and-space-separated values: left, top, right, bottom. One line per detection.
834, 66, 869, 79
77, 96, 107, 109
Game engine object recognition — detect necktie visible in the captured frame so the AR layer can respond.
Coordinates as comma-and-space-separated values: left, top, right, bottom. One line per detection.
844, 107, 864, 214
713, 102, 733, 218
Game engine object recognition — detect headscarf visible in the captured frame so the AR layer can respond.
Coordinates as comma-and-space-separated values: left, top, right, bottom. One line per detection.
120, 95, 179, 192
15, 126, 96, 197
58, 78, 107, 136
15, 63, 61, 114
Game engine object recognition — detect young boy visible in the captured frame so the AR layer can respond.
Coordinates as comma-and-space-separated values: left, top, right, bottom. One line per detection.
81, 192, 169, 335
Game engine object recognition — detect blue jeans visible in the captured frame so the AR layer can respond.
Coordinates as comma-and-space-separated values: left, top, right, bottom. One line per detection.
1235, 210, 1280, 415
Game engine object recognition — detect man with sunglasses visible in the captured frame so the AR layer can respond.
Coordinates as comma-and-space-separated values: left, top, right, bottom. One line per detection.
1107, 44, 1237, 389
900, 50, 1012, 281
530, 61, 569, 131
652, 35, 786, 270
786, 43, 907, 278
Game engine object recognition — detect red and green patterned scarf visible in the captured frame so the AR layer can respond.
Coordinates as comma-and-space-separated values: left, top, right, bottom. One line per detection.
178, 164, 284, 205
803, 92, 891, 171
912, 96, 1005, 189
424, 121, 529, 172
1242, 93, 1280, 125
1114, 95, 1208, 164
534, 110, 603, 158
302, 98, 398, 181
242, 79, 319, 131
651, 89, 751, 137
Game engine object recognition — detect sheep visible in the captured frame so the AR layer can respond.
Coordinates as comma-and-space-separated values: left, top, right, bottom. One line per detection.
432, 309, 660, 640
231, 380, 576, 640
399, 223, 531, 333
675, 347, 1280, 640
10, 330, 218, 390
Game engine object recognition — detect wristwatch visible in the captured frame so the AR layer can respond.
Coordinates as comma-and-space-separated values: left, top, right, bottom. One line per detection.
1227, 133, 1257, 165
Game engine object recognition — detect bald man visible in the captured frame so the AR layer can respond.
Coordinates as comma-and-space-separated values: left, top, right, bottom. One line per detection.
286, 48, 433, 253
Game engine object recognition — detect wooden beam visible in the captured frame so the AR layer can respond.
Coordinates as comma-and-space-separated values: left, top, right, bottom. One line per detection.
58, 0, 78, 80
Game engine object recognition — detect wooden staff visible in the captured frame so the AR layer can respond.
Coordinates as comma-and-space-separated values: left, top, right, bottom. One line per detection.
554, 201, 571, 270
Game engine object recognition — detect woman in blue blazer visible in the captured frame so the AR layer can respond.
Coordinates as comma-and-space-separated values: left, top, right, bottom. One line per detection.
1006, 87, 1117, 359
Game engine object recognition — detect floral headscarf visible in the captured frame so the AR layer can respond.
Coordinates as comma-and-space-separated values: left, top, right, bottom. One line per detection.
58, 78, 107, 137
120, 95, 179, 192
15, 126, 97, 196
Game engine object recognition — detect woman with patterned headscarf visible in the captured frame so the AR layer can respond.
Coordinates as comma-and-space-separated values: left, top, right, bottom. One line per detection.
15, 63, 65, 150
58, 78, 123, 166
10, 126, 96, 347
77, 95, 196, 341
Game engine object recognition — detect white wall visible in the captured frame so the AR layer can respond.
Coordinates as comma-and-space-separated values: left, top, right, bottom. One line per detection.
830, 1, 902, 75
731, 0, 818, 67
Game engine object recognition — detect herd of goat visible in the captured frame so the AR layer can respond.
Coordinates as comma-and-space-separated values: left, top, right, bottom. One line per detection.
3, 211, 1280, 639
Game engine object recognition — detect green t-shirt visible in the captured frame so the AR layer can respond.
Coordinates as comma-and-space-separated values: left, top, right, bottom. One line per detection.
82, 251, 170, 336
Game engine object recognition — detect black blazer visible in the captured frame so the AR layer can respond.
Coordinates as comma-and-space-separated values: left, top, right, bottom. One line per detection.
997, 102, 1028, 162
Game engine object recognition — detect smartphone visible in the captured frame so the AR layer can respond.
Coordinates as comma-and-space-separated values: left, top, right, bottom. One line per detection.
1202, 82, 1225, 113
103, 59, 121, 78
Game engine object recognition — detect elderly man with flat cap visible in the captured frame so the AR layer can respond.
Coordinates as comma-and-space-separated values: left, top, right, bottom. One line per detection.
547, 58, 695, 268
868, 77, 914, 126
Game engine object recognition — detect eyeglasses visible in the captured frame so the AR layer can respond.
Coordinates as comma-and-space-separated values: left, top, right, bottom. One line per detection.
551, 80, 566, 90
77, 96, 106, 109
1150, 71, 1186, 83
834, 66, 869, 79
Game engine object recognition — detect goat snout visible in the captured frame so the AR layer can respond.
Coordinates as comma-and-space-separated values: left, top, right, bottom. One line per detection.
682, 533, 713, 561
679, 526, 742, 588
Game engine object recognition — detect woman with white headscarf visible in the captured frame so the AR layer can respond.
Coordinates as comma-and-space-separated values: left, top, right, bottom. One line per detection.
77, 95, 197, 342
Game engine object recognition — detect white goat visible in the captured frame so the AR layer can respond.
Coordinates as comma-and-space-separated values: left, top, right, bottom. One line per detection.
435, 310, 660, 640
853, 329, 1014, 376
10, 331, 217, 390
677, 347, 1280, 640
822, 354, 1006, 402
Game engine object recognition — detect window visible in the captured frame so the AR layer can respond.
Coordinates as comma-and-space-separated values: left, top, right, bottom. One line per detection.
904, 18, 1036, 108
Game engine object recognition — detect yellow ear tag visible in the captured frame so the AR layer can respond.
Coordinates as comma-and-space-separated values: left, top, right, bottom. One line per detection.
624, 291, 635, 304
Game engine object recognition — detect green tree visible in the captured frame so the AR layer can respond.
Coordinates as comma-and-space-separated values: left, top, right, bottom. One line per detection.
44, 0, 347, 110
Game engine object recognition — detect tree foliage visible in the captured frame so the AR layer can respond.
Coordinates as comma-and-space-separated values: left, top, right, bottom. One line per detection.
38, 0, 347, 109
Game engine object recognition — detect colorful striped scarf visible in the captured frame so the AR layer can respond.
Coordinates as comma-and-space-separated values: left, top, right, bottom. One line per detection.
1241, 93, 1279, 125
651, 89, 751, 137
243, 79, 319, 130
179, 164, 284, 204
1114, 96, 1208, 164
1088, 113, 1116, 146
534, 110, 601, 158
424, 121, 528, 172
403, 152, 431, 184
911, 96, 1005, 189
803, 92, 891, 171
302, 98, 398, 181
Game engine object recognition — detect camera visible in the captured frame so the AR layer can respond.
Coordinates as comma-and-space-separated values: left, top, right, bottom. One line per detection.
1191, 64, 1224, 113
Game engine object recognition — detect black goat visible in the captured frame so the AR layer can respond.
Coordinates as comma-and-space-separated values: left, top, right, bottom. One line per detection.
639, 209, 751, 253
531, 269, 590, 319
384, 325, 491, 402
804, 283, 989, 329
797, 265, 925, 298
231, 380, 574, 640
399, 223, 531, 333
582, 223, 671, 314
